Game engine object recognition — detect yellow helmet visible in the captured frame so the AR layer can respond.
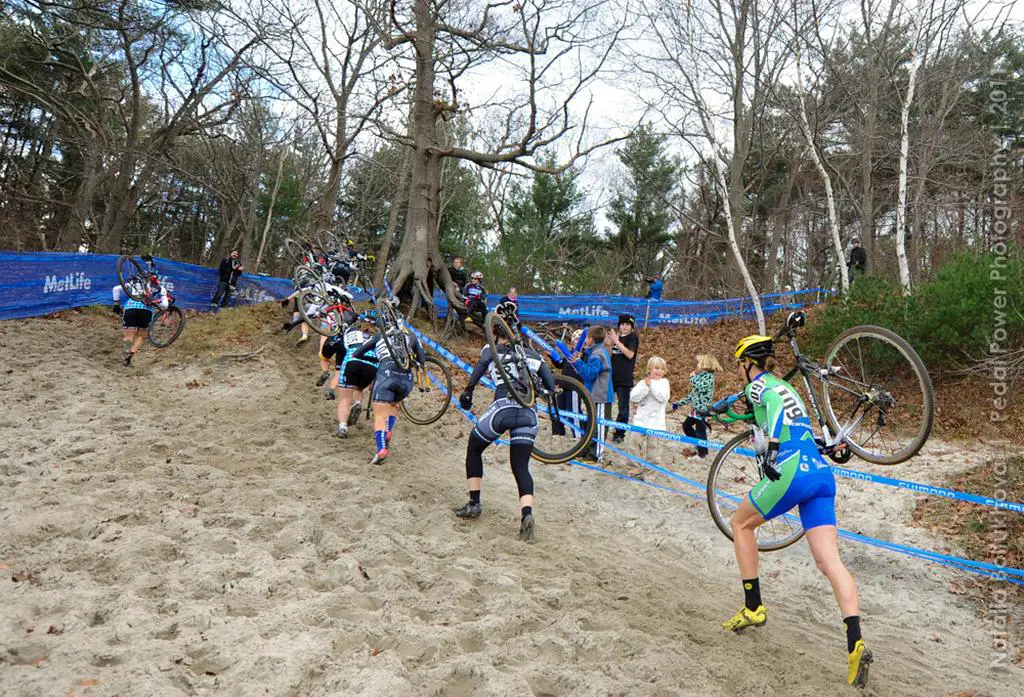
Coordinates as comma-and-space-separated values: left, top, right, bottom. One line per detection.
734, 334, 775, 361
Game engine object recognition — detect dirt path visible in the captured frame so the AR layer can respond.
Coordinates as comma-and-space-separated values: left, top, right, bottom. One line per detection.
0, 309, 1019, 697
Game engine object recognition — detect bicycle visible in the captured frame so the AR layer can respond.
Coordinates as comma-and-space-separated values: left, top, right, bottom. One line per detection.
704, 310, 935, 551
116, 254, 186, 348
484, 310, 597, 464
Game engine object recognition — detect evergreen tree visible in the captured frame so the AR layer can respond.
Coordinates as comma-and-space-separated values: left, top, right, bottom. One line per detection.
607, 125, 678, 293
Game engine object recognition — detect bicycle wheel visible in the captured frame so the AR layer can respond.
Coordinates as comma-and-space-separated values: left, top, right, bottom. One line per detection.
284, 238, 309, 267
820, 325, 935, 465
531, 375, 596, 464
294, 263, 322, 288
707, 431, 806, 552
148, 306, 185, 347
484, 311, 535, 408
376, 297, 410, 370
117, 255, 148, 301
400, 356, 453, 425
298, 290, 342, 337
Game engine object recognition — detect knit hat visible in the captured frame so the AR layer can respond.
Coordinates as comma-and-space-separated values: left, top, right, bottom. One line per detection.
618, 314, 635, 326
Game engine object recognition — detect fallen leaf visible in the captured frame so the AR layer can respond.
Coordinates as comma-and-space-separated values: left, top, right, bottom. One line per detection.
47, 625, 64, 635
371, 648, 381, 656
80, 678, 100, 688
32, 656, 48, 668
25, 627, 34, 634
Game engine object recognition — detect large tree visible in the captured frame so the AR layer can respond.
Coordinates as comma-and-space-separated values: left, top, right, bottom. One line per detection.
380, 0, 629, 316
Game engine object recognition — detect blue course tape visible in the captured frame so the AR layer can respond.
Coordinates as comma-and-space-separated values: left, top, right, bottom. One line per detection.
416, 325, 1024, 587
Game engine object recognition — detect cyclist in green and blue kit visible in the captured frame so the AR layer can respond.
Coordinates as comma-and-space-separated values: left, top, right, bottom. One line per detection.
721, 334, 872, 688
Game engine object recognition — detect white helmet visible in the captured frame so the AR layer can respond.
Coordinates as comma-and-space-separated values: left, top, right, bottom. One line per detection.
471, 271, 483, 280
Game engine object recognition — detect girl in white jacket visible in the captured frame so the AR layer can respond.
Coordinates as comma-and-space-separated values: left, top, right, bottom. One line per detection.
629, 356, 670, 462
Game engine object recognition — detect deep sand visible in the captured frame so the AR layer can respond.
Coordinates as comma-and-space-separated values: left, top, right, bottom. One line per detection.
0, 308, 1020, 697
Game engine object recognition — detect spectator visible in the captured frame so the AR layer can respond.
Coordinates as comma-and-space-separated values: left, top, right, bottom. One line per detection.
498, 286, 519, 308
672, 353, 723, 458
551, 328, 586, 437
629, 356, 670, 463
448, 256, 468, 292
645, 274, 663, 301
847, 237, 867, 279
211, 250, 243, 309
609, 314, 639, 443
572, 326, 613, 462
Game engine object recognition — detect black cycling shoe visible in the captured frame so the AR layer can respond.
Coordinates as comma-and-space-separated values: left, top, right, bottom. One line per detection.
325, 390, 336, 401
316, 370, 331, 387
519, 513, 535, 542
347, 404, 361, 426
455, 501, 482, 519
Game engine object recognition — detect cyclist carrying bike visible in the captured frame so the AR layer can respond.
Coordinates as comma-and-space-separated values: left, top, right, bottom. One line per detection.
332, 311, 379, 438
719, 334, 871, 687
455, 318, 556, 543
349, 325, 426, 465
111, 259, 168, 367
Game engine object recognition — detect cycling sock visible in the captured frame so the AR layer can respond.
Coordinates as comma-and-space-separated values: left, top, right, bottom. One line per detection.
521, 505, 533, 519
374, 430, 387, 452
844, 616, 862, 653
469, 490, 481, 504
386, 415, 396, 433
742, 578, 762, 611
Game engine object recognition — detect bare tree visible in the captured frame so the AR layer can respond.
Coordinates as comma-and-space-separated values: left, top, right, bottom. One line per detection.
378, 0, 631, 316
633, 0, 794, 332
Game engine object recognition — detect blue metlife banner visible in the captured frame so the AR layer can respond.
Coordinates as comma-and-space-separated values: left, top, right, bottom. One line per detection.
0, 251, 827, 324
433, 288, 828, 326
0, 252, 301, 321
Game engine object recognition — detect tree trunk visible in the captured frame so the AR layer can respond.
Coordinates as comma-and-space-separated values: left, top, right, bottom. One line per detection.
895, 51, 919, 295
389, 0, 460, 312
716, 161, 765, 333
255, 146, 287, 274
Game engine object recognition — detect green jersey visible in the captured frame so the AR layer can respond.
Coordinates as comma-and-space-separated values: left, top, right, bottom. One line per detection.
744, 372, 816, 447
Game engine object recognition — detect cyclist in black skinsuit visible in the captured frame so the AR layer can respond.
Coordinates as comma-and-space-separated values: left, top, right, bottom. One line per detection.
455, 322, 556, 542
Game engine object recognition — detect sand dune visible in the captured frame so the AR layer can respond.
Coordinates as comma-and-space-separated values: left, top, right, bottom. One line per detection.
0, 309, 1019, 697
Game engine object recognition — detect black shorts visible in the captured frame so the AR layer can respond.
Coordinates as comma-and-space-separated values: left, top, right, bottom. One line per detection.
372, 369, 413, 403
341, 361, 377, 390
122, 308, 152, 329
472, 397, 538, 445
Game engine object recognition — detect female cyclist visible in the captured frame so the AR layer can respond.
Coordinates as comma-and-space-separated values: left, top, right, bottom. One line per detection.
111, 281, 168, 367
333, 312, 379, 438
349, 325, 425, 465
722, 335, 871, 688
456, 320, 556, 542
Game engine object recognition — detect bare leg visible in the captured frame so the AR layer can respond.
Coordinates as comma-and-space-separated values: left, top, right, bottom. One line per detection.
805, 525, 860, 617
730, 499, 766, 580
337, 386, 354, 425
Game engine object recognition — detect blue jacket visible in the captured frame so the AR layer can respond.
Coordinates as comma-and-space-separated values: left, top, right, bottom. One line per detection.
574, 345, 614, 403
646, 279, 663, 300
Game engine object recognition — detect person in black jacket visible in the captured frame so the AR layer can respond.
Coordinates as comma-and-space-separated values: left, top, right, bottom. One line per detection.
211, 250, 244, 309
847, 237, 867, 280
610, 314, 639, 443
448, 256, 467, 292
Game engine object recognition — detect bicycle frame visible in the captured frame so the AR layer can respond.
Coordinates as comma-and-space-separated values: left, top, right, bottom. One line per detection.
780, 333, 867, 450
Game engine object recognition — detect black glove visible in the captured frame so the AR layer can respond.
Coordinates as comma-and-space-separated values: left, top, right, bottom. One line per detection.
459, 391, 473, 411
761, 441, 781, 481
112, 303, 122, 316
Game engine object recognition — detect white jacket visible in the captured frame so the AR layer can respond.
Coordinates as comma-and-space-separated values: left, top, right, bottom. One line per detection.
629, 378, 670, 431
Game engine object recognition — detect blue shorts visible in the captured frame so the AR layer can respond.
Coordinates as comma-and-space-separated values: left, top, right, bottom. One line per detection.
749, 445, 837, 530
372, 369, 412, 404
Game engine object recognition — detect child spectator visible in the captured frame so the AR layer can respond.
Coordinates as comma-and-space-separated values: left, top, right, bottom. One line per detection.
572, 325, 613, 462
672, 353, 723, 458
629, 356, 670, 463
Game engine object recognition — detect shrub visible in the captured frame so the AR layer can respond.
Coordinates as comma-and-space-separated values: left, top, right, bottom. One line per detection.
805, 251, 1023, 375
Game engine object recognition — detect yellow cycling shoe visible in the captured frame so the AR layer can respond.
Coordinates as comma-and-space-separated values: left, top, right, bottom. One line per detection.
847, 640, 873, 687
722, 605, 767, 632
